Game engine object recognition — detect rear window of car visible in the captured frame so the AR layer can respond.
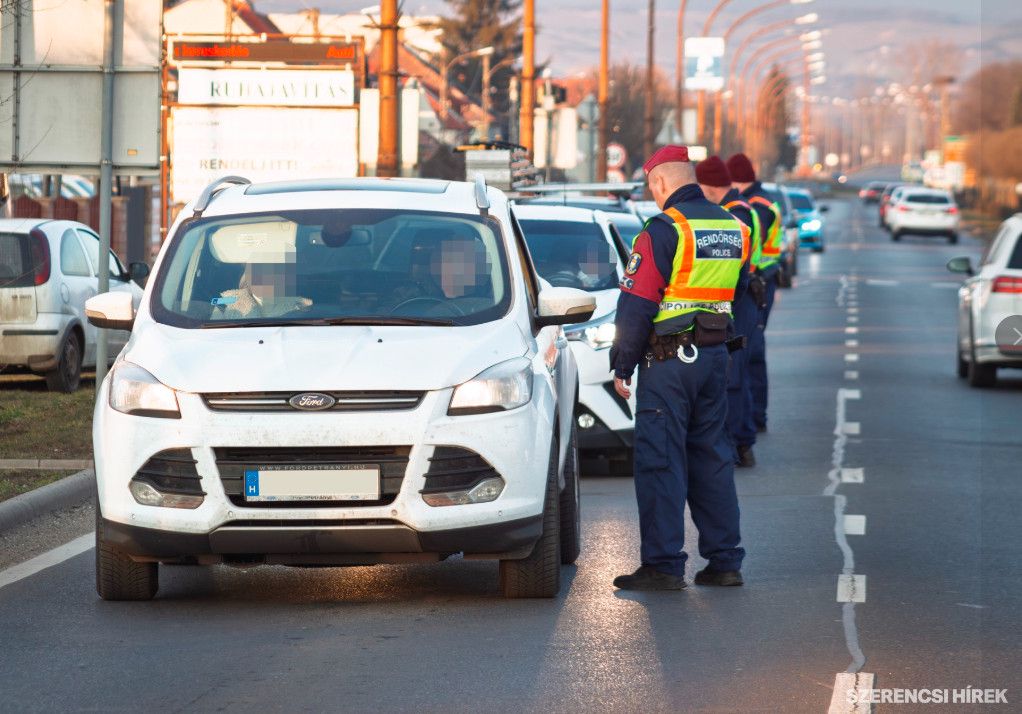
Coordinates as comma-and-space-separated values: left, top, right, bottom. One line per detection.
904, 193, 951, 204
788, 193, 814, 211
1008, 232, 1022, 269
0, 233, 32, 288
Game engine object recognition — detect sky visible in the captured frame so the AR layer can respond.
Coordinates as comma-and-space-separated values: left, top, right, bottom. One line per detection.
255, 0, 1022, 96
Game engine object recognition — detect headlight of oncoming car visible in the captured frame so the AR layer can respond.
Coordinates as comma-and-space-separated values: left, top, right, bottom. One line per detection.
448, 357, 533, 415
566, 311, 616, 350
800, 219, 822, 232
109, 361, 181, 418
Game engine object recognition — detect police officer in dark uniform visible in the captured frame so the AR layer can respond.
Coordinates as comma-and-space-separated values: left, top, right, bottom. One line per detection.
727, 153, 782, 433
696, 156, 761, 468
610, 146, 748, 591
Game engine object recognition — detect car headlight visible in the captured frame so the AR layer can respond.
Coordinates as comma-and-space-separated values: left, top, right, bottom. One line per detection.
801, 219, 822, 232
566, 311, 616, 350
109, 361, 181, 418
448, 357, 533, 415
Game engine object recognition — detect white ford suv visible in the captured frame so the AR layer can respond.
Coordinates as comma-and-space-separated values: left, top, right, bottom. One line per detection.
87, 176, 595, 600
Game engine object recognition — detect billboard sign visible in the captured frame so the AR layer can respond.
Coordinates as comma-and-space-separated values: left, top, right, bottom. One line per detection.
170, 106, 358, 203
169, 39, 362, 67
177, 68, 356, 107
685, 37, 725, 92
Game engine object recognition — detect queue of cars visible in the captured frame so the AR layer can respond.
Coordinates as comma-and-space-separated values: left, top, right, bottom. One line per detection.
869, 181, 961, 243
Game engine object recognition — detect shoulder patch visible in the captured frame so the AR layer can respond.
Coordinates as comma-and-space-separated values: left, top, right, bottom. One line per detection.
625, 252, 642, 275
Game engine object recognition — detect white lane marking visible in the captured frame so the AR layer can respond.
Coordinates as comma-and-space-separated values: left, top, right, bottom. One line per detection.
844, 389, 861, 400
846, 339, 860, 347
956, 603, 987, 609
845, 370, 859, 380
847, 315, 859, 324
829, 672, 876, 714
825, 374, 868, 675
930, 281, 961, 289
845, 353, 860, 363
841, 467, 864, 483
843, 422, 861, 435
844, 515, 867, 535
845, 326, 859, 335
866, 278, 899, 286
837, 574, 867, 603
847, 306, 859, 314
0, 532, 94, 592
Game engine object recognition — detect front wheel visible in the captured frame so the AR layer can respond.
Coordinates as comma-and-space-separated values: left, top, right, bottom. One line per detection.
892, 230, 902, 242
948, 232, 959, 244
956, 343, 968, 379
45, 332, 82, 393
559, 424, 581, 565
500, 437, 561, 598
96, 509, 158, 601
968, 360, 997, 388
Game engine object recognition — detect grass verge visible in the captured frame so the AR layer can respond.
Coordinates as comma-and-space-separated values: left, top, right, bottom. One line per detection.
0, 470, 77, 503
0, 373, 95, 460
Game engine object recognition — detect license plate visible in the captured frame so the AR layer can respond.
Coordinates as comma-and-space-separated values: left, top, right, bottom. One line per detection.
243, 464, 380, 502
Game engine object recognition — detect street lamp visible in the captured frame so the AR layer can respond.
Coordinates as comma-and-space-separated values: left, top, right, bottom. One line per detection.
440, 46, 495, 121
481, 54, 518, 140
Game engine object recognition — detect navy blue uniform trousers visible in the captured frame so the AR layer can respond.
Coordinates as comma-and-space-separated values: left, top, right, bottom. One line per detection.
748, 273, 778, 429
727, 290, 759, 450
633, 343, 745, 577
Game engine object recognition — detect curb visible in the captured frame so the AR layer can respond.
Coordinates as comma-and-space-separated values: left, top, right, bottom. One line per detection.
0, 468, 94, 534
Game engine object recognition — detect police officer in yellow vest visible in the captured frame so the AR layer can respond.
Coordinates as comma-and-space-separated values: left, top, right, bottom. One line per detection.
610, 146, 749, 590
727, 153, 782, 433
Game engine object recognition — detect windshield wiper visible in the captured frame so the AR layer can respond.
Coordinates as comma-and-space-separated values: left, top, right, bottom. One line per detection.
321, 316, 456, 327
200, 319, 332, 329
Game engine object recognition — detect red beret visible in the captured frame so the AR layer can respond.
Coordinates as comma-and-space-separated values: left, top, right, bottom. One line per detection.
725, 153, 756, 183
643, 145, 690, 174
695, 155, 731, 188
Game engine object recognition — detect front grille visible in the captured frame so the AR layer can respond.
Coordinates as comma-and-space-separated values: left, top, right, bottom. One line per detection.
422, 446, 500, 494
202, 391, 424, 413
214, 446, 411, 508
602, 381, 633, 420
132, 449, 204, 495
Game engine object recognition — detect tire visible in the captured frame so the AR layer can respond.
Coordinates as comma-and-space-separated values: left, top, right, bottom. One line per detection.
966, 317, 996, 388
948, 232, 958, 245
45, 331, 82, 393
95, 507, 158, 601
892, 230, 902, 242
500, 437, 561, 598
956, 344, 968, 379
559, 424, 581, 565
814, 244, 825, 254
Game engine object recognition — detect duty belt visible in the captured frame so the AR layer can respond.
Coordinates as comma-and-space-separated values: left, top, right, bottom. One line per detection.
658, 300, 732, 314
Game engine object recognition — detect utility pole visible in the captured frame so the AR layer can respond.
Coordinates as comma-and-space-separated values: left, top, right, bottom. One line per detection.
95, 0, 119, 393
377, 0, 400, 178
598, 0, 609, 180
520, 0, 536, 156
675, 0, 687, 136
644, 0, 656, 160
800, 61, 810, 175
481, 52, 491, 140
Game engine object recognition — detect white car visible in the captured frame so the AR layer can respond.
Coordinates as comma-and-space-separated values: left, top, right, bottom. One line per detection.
87, 176, 595, 601
888, 188, 960, 243
948, 214, 1022, 387
0, 218, 144, 391
513, 204, 636, 473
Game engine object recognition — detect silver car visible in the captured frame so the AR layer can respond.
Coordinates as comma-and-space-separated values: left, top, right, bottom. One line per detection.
0, 218, 145, 391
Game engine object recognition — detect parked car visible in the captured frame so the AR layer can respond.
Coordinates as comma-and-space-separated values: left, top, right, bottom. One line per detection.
887, 188, 960, 243
877, 183, 905, 228
858, 181, 887, 203
783, 186, 827, 253
0, 219, 145, 391
88, 176, 595, 601
514, 204, 636, 472
947, 214, 1022, 387
762, 182, 800, 282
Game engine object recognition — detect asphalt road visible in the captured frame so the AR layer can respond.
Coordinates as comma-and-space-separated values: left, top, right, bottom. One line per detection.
1, 196, 1019, 713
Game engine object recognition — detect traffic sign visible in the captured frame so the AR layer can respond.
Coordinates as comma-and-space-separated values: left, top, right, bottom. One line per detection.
607, 168, 627, 183
607, 143, 627, 170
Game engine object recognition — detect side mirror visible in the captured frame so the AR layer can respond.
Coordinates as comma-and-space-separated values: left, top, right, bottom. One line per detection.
85, 291, 135, 331
946, 256, 974, 276
536, 287, 596, 327
129, 261, 150, 287
818, 204, 830, 213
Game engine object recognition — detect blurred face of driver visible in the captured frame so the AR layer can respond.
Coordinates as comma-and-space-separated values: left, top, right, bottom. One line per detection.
432, 239, 480, 298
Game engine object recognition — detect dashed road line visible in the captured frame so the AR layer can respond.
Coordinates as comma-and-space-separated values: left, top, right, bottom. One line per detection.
829, 672, 876, 714
845, 370, 859, 380
845, 326, 859, 335
846, 339, 859, 347
844, 515, 867, 535
841, 467, 864, 483
845, 353, 860, 363
843, 422, 861, 435
866, 278, 899, 286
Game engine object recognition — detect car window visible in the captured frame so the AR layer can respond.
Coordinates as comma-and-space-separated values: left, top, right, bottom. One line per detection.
0, 233, 32, 287
509, 213, 540, 312
982, 224, 1012, 266
903, 193, 951, 205
152, 208, 512, 328
607, 213, 644, 251
1007, 231, 1022, 270
788, 193, 814, 211
77, 229, 125, 281
518, 219, 620, 292
60, 230, 91, 277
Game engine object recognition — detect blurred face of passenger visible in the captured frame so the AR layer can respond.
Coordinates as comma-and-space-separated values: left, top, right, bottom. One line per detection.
432, 239, 481, 298
580, 242, 610, 280
249, 263, 292, 300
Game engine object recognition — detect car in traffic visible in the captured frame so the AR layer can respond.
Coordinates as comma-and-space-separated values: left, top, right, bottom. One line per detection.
858, 181, 887, 204
762, 182, 800, 283
87, 176, 595, 601
514, 204, 636, 474
947, 214, 1022, 387
877, 183, 905, 228
0, 218, 145, 391
783, 186, 827, 253
887, 188, 960, 243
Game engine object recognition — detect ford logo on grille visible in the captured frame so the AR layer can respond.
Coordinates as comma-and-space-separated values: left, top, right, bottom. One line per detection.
288, 393, 336, 411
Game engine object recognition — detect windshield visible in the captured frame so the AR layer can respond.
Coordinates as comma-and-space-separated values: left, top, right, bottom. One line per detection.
518, 219, 620, 292
788, 193, 814, 211
152, 209, 512, 328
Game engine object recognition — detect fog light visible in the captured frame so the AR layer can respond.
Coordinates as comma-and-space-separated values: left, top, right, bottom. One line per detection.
129, 481, 204, 509
422, 476, 505, 507
577, 413, 596, 429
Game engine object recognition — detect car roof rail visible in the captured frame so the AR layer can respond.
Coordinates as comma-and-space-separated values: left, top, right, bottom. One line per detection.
472, 172, 490, 214
192, 176, 252, 218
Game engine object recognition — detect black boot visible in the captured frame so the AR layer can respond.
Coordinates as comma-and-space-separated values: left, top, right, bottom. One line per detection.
613, 566, 686, 591
694, 567, 744, 586
736, 444, 756, 468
